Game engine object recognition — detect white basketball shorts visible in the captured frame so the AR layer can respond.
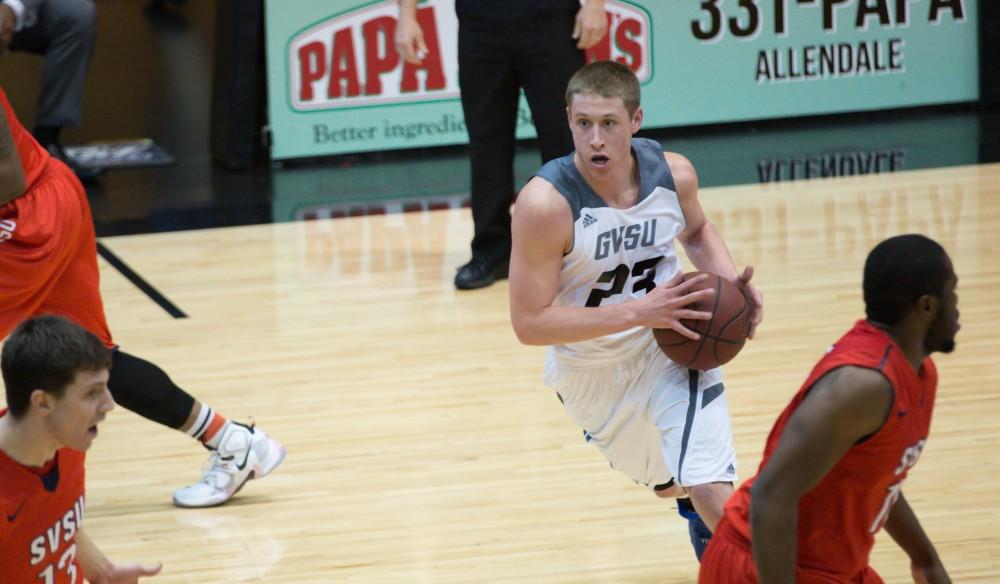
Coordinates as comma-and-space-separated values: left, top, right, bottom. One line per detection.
543, 340, 738, 489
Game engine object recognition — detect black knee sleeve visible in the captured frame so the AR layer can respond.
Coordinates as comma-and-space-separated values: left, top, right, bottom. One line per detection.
108, 350, 196, 429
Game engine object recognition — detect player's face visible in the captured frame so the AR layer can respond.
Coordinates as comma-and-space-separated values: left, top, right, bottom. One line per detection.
567, 93, 642, 176
926, 268, 960, 354
44, 368, 114, 451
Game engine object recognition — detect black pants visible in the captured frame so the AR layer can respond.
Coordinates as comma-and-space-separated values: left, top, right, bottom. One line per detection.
458, 10, 584, 266
8, 0, 97, 128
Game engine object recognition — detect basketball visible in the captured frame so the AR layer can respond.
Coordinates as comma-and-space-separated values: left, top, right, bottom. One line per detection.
653, 271, 751, 371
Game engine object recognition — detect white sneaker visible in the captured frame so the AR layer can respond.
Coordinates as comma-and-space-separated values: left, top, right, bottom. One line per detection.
172, 422, 286, 508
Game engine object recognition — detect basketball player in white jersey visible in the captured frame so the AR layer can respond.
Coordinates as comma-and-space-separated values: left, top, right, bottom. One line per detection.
509, 61, 763, 561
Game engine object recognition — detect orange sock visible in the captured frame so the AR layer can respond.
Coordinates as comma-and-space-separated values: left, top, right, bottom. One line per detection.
201, 413, 230, 449
186, 404, 230, 449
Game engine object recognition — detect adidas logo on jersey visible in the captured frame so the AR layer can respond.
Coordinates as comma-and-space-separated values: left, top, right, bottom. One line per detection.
0, 219, 16, 243
581, 213, 597, 228
726, 463, 736, 476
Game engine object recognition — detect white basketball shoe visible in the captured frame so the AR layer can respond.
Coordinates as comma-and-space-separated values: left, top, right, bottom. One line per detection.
173, 421, 286, 508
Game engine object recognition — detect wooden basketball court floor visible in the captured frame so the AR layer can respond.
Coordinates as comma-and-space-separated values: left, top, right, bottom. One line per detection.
15, 163, 1000, 582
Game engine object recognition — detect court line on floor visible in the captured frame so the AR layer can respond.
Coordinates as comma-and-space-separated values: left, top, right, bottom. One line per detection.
97, 241, 188, 319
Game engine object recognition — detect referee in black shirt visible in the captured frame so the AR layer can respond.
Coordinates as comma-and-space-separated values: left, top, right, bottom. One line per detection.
397, 0, 607, 289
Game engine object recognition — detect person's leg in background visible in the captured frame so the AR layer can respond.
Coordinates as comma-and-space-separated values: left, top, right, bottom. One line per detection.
455, 18, 520, 290
518, 8, 584, 165
7, 0, 99, 179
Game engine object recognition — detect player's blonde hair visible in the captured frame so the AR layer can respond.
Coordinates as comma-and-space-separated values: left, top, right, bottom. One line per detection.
565, 61, 640, 116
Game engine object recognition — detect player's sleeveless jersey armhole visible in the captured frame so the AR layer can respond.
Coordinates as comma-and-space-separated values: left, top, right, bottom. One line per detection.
797, 362, 897, 445
648, 148, 694, 228
558, 181, 575, 257
854, 374, 895, 444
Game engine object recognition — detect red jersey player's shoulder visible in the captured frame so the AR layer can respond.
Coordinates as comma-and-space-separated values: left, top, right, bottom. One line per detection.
794, 363, 896, 440
0, 453, 29, 552
0, 444, 28, 489
0, 492, 22, 541
820, 321, 900, 371
815, 365, 893, 399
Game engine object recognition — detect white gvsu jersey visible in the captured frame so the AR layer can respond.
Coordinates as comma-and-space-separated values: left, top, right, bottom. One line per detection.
535, 137, 686, 367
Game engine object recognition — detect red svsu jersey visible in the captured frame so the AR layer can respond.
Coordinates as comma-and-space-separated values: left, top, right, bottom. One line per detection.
722, 320, 937, 578
0, 412, 87, 584
0, 87, 52, 190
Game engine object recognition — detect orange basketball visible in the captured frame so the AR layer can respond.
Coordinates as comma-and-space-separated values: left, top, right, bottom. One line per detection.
652, 272, 751, 370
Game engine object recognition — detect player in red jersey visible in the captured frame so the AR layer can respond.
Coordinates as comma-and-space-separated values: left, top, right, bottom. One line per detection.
700, 234, 957, 584
0, 86, 285, 508
0, 316, 162, 583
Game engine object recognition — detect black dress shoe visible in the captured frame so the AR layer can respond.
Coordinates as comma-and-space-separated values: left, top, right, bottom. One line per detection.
454, 258, 509, 290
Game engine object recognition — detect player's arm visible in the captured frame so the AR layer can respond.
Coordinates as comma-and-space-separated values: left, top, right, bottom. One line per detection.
670, 152, 737, 280
509, 177, 714, 345
669, 152, 763, 337
883, 492, 951, 584
750, 366, 894, 584
0, 106, 25, 205
77, 528, 162, 584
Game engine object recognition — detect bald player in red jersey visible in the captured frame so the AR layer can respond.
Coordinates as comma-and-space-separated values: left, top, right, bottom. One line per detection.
0, 86, 285, 508
0, 316, 161, 583
700, 234, 957, 584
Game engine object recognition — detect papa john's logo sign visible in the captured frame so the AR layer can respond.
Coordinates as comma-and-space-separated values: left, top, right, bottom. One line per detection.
288, 0, 652, 112
585, 1, 652, 83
